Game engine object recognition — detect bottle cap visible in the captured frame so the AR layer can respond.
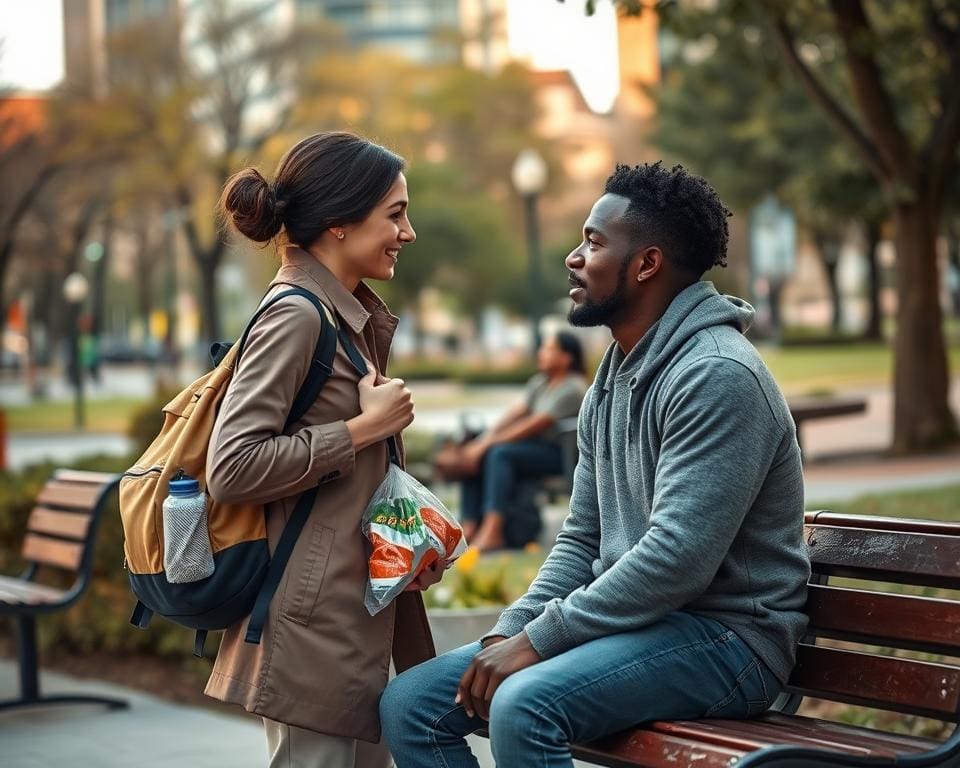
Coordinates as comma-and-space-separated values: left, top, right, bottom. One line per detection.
168, 475, 201, 497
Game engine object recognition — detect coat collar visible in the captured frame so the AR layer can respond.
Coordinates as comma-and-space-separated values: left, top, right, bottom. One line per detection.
275, 245, 390, 335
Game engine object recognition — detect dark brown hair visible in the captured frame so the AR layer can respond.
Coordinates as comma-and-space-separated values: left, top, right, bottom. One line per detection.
553, 331, 586, 375
218, 132, 405, 246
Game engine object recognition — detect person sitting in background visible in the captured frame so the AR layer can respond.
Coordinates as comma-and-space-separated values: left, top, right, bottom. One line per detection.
458, 331, 588, 551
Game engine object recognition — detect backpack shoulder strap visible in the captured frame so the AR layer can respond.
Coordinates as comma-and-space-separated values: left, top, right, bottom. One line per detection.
226, 286, 339, 429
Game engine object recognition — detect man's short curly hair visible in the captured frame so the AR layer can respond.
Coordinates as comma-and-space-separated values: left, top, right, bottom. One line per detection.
604, 162, 731, 276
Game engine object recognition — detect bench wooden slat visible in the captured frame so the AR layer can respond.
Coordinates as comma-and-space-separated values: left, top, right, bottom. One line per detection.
53, 469, 119, 485
36, 481, 104, 510
786, 644, 960, 720
806, 584, 960, 655
575, 729, 746, 768
656, 719, 876, 757
21, 533, 85, 572
789, 398, 866, 421
805, 524, 960, 588
0, 576, 65, 605
27, 507, 92, 541
759, 712, 939, 752
805, 511, 960, 536
650, 713, 938, 758
651, 720, 870, 756
573, 710, 941, 768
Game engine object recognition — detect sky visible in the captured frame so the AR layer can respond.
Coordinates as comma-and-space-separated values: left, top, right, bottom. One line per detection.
507, 0, 620, 114
0, 0, 619, 111
0, 0, 64, 92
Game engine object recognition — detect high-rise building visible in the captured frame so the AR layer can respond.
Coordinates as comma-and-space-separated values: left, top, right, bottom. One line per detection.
62, 0, 179, 97
292, 0, 506, 65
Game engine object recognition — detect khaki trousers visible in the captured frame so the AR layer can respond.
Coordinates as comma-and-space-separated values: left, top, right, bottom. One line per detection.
263, 718, 394, 768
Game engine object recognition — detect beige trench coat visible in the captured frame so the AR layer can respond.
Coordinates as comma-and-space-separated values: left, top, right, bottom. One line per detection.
204, 246, 434, 742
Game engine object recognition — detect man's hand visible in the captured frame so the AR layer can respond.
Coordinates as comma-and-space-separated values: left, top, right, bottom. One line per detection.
455, 632, 541, 720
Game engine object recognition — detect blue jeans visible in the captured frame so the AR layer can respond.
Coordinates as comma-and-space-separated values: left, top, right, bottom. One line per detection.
460, 440, 563, 523
381, 612, 781, 768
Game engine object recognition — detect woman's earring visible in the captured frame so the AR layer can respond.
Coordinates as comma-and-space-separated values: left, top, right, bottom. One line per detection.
337, 231, 345, 240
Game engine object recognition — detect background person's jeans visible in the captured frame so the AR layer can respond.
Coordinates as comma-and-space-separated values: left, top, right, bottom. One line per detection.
459, 440, 563, 524
381, 611, 781, 768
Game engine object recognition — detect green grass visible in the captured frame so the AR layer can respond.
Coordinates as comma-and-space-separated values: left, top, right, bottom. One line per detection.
759, 341, 960, 396
3, 397, 147, 433
823, 482, 960, 521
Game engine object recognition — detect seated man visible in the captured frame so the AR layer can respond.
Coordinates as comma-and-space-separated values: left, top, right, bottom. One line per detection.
381, 162, 811, 767
457, 331, 588, 551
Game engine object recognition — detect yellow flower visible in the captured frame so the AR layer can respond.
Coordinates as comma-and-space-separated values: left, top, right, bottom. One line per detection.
454, 546, 481, 574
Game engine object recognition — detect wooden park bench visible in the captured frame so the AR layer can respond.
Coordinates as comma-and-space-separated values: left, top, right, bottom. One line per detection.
788, 396, 868, 457
560, 511, 960, 767
0, 469, 126, 712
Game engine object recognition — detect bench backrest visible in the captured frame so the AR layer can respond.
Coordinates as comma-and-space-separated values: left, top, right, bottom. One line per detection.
789, 511, 960, 722
22, 470, 120, 579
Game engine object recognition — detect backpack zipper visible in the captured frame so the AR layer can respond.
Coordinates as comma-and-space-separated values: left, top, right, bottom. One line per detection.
122, 466, 164, 479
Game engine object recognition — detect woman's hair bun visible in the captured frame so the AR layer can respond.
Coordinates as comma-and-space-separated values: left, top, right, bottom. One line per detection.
218, 167, 283, 242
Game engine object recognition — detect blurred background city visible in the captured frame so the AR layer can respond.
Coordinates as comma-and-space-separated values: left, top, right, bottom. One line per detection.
0, 1, 959, 765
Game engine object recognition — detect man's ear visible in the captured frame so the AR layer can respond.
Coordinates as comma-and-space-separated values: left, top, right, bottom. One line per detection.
636, 247, 664, 283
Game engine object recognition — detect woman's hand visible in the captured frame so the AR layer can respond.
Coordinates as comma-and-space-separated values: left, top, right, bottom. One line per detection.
403, 558, 446, 591
348, 368, 414, 450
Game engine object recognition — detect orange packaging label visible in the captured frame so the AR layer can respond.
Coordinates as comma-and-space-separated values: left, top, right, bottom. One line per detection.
368, 530, 414, 579
420, 505, 463, 558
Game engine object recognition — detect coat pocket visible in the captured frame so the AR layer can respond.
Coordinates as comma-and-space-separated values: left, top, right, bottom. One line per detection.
280, 522, 335, 626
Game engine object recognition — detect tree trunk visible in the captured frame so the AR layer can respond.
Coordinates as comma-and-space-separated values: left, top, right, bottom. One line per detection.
947, 222, 960, 319
863, 219, 884, 340
199, 257, 220, 347
768, 279, 786, 342
408, 293, 427, 358
891, 200, 958, 453
813, 231, 843, 333
135, 225, 154, 340
0, 163, 61, 341
91, 213, 112, 341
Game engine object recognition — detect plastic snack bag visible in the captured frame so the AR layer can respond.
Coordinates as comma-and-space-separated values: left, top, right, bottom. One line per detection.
362, 463, 467, 615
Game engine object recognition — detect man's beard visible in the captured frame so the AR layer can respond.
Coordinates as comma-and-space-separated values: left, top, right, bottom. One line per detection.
568, 263, 631, 328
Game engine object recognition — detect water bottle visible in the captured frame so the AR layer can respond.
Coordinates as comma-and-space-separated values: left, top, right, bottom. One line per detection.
163, 471, 215, 583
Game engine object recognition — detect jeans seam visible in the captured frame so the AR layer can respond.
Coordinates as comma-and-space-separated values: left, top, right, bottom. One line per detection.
707, 657, 762, 717
532, 631, 731, 729
757, 659, 771, 705
428, 705, 463, 768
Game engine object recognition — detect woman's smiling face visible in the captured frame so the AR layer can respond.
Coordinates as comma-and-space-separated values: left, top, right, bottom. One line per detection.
340, 173, 416, 284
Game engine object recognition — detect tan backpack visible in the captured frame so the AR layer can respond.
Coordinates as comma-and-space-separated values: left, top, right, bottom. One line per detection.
118, 287, 358, 656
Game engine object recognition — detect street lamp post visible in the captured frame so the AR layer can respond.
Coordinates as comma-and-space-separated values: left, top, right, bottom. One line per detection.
62, 272, 90, 430
511, 148, 548, 355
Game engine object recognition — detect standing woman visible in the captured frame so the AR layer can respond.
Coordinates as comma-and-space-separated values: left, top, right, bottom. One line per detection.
206, 132, 439, 768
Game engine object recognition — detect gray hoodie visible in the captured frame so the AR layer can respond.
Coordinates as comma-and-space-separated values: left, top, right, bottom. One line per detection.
488, 281, 810, 683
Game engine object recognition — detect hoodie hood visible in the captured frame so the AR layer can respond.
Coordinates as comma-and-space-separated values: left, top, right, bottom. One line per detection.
596, 281, 755, 397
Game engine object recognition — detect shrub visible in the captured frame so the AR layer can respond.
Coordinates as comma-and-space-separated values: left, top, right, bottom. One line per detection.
126, 387, 180, 457
0, 452, 206, 658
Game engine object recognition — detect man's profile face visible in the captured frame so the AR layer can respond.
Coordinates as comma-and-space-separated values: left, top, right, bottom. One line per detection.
565, 193, 639, 328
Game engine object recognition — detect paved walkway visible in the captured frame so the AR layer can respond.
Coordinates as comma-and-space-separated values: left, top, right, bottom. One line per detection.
0, 662, 264, 768
0, 662, 508, 767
